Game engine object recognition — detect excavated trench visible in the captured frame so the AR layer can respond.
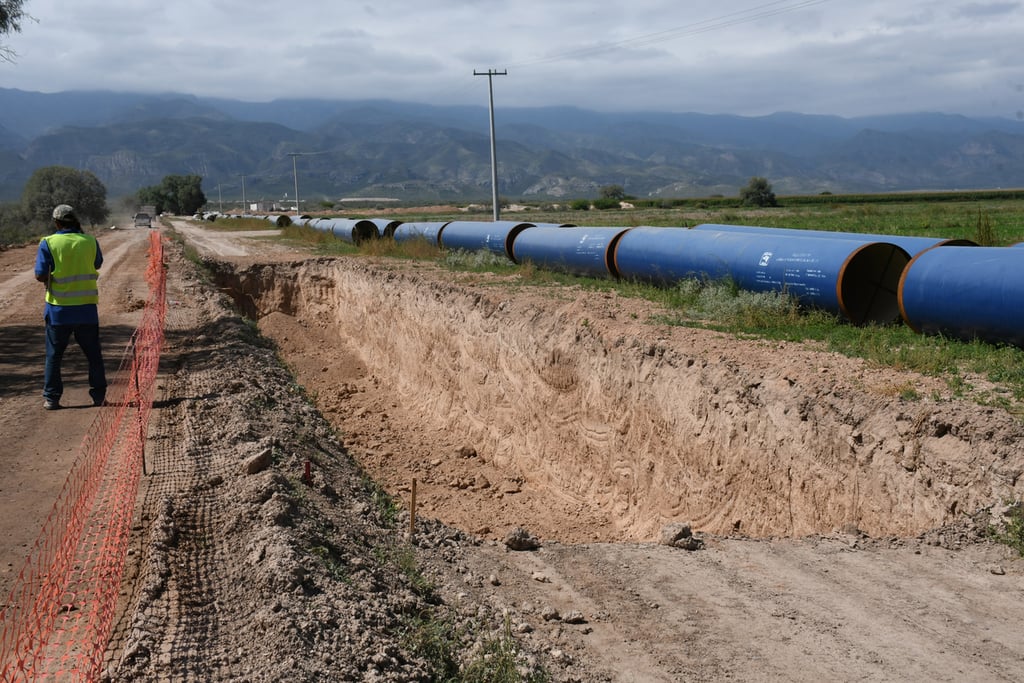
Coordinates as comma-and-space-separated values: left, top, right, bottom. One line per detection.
209, 256, 1024, 542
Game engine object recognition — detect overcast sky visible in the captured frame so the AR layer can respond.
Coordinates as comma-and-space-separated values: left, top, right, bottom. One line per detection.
2, 0, 1023, 120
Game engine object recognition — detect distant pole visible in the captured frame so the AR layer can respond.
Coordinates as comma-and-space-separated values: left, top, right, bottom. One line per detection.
474, 69, 507, 221
239, 174, 247, 213
217, 183, 223, 213
289, 154, 301, 217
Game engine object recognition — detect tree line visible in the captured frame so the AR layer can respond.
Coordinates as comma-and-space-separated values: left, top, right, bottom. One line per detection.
568, 177, 777, 211
0, 166, 206, 245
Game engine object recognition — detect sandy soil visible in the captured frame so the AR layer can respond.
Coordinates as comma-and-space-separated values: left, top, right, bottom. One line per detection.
2, 217, 1024, 681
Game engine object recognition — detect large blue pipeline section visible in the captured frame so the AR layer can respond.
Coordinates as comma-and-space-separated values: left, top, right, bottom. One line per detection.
393, 221, 450, 246
439, 221, 536, 260
511, 226, 632, 278
309, 218, 378, 244
899, 246, 1024, 346
613, 227, 909, 325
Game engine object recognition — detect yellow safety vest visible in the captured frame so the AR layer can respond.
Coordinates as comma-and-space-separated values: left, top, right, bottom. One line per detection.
43, 232, 100, 306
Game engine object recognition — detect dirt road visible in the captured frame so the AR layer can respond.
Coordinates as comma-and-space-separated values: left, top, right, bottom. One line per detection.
0, 224, 151, 599
2, 218, 1023, 681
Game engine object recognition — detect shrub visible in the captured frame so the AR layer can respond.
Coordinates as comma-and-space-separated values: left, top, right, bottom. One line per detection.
592, 197, 621, 210
739, 177, 778, 207
975, 208, 996, 246
0, 201, 33, 246
599, 184, 626, 200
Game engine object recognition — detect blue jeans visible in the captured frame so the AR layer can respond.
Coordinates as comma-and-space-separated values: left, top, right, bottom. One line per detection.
43, 322, 107, 404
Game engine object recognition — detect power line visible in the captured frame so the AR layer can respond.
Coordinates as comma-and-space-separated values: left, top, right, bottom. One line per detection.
506, 0, 835, 68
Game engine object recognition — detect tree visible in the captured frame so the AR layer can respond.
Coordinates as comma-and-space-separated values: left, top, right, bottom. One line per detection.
0, 200, 30, 245
136, 174, 206, 215
21, 166, 110, 227
739, 176, 778, 207
1, 0, 27, 63
136, 185, 167, 214
600, 184, 627, 201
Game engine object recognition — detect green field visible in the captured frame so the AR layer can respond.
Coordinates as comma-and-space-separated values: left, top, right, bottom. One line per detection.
389, 194, 1024, 246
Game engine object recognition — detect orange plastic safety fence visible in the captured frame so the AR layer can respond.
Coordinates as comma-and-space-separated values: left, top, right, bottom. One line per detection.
0, 231, 168, 682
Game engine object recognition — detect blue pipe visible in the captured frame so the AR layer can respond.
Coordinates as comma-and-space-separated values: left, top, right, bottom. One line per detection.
392, 221, 450, 246
898, 246, 1024, 346
511, 226, 631, 277
312, 218, 378, 244
612, 226, 910, 325
265, 215, 292, 227
693, 223, 975, 256
366, 218, 403, 238
439, 221, 535, 260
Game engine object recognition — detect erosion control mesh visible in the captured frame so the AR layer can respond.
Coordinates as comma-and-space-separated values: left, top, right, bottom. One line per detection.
0, 231, 167, 682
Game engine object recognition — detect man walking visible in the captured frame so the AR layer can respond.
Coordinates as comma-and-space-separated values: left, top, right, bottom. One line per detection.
34, 204, 107, 410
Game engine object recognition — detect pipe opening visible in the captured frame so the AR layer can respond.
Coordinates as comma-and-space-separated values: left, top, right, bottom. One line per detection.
837, 242, 910, 325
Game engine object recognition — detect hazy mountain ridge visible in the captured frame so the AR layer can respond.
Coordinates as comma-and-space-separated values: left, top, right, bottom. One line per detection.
1, 88, 1022, 201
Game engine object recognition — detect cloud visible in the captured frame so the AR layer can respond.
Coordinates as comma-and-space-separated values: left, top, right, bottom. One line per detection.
2, 0, 1024, 118
954, 2, 1021, 19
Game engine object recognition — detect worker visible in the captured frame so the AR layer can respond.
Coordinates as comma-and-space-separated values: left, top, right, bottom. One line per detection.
34, 204, 107, 410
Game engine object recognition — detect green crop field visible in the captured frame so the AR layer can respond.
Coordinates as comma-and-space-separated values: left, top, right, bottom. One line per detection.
388, 193, 1024, 246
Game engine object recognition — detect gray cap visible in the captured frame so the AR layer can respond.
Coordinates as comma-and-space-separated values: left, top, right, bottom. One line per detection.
52, 204, 77, 222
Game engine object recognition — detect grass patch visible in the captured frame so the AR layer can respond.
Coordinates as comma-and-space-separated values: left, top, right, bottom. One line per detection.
203, 216, 282, 231
989, 502, 1024, 556
401, 612, 463, 681
374, 541, 435, 598
443, 248, 518, 273
459, 616, 550, 683
308, 543, 351, 583
362, 474, 401, 528
362, 235, 443, 260
401, 612, 550, 683
647, 278, 804, 331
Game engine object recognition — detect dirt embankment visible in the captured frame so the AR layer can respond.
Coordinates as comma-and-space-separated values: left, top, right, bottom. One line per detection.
210, 256, 1024, 544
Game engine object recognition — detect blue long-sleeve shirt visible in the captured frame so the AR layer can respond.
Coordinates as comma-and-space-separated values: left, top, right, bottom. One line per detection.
34, 228, 104, 325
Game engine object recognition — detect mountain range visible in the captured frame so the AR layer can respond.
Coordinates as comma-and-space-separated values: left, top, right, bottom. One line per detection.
1, 88, 1023, 203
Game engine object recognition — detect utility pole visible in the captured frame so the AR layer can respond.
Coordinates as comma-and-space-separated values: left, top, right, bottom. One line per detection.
286, 151, 328, 216
239, 174, 247, 213
474, 69, 507, 221
288, 153, 302, 217
217, 183, 223, 213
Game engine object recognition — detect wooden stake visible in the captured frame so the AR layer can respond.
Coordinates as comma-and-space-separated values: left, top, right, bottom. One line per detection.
410, 478, 417, 536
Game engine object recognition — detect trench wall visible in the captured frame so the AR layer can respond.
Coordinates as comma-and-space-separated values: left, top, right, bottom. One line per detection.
220, 259, 1024, 540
